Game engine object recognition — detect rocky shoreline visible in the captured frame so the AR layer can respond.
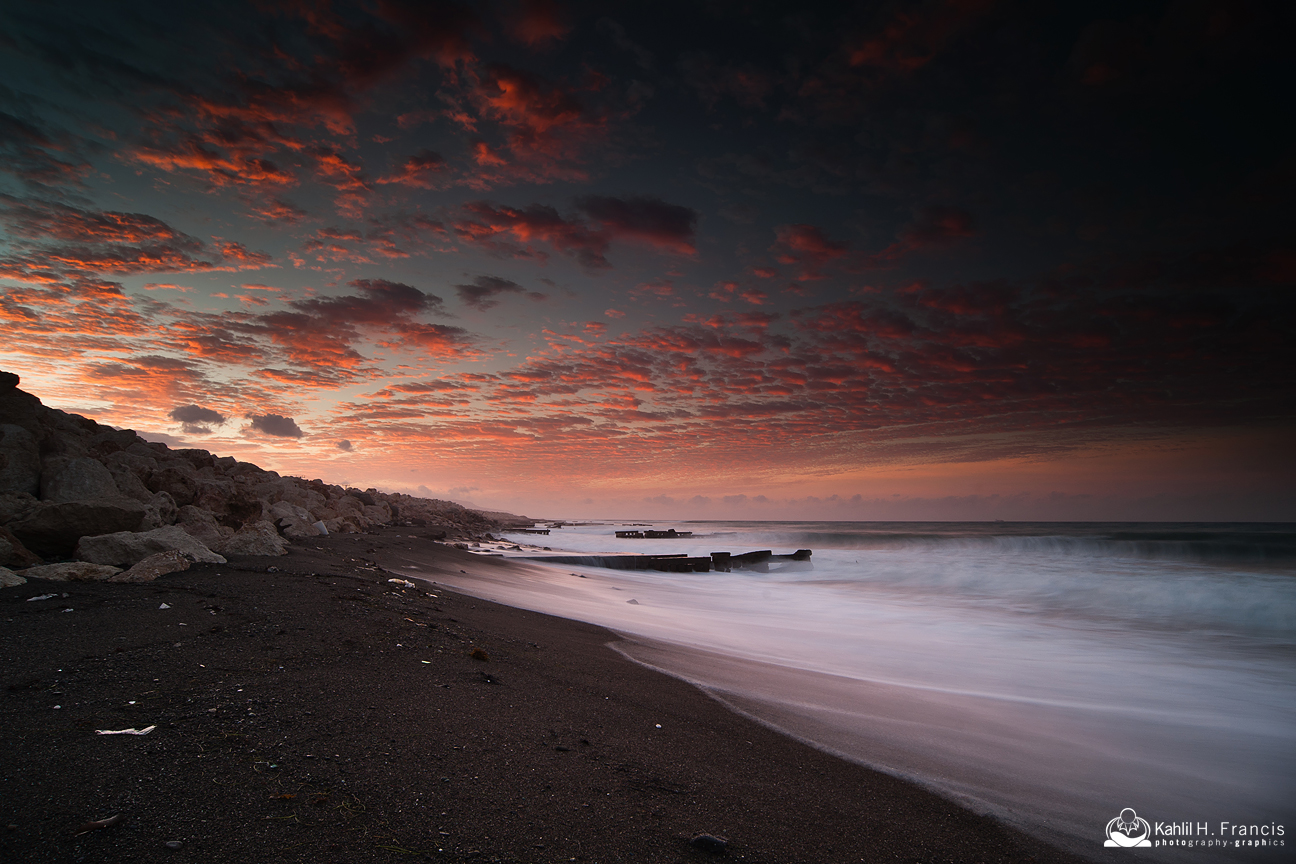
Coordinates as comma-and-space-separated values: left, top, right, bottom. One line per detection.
1, 370, 525, 587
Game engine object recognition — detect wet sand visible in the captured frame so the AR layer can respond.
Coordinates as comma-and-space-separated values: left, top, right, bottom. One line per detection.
1, 527, 1085, 862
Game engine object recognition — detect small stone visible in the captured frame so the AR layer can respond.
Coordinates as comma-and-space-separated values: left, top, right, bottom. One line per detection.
690, 833, 728, 854
19, 561, 122, 582
165, 840, 183, 850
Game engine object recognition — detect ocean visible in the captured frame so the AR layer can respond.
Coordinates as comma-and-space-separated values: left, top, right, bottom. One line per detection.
439, 521, 1296, 860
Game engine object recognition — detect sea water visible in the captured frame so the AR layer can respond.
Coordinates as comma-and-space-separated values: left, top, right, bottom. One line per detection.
447, 522, 1296, 860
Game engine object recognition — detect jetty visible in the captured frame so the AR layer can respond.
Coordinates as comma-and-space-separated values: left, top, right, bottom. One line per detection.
524, 549, 812, 573
615, 528, 693, 539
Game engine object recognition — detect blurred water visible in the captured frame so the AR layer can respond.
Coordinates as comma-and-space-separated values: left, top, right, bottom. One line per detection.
438, 521, 1296, 860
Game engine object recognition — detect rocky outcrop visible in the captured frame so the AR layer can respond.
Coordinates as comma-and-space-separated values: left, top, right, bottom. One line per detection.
0, 525, 41, 569
0, 424, 41, 496
10, 499, 147, 559
74, 525, 225, 567
21, 561, 122, 581
214, 520, 289, 557
0, 566, 25, 587
42, 456, 121, 502
0, 369, 524, 573
109, 550, 191, 583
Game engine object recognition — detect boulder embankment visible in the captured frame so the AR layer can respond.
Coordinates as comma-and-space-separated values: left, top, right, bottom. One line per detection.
0, 369, 528, 584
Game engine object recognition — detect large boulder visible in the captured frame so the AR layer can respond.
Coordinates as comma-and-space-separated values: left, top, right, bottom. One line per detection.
9, 498, 148, 559
41, 456, 119, 502
176, 504, 224, 546
0, 491, 38, 524
0, 525, 42, 568
21, 561, 122, 581
0, 423, 41, 496
269, 500, 319, 539
147, 465, 198, 506
213, 520, 289, 557
0, 566, 25, 587
108, 550, 190, 583
74, 524, 226, 567
140, 491, 179, 530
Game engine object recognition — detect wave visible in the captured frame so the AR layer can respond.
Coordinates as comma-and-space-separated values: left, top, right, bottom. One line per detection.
704, 523, 1296, 564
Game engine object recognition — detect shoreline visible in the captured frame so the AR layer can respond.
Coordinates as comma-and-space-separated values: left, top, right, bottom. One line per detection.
2, 526, 1085, 862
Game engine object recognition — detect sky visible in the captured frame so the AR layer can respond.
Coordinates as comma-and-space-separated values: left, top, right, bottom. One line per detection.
1, 0, 1293, 521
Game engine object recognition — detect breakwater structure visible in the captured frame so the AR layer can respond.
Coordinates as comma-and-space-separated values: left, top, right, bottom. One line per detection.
615, 528, 693, 539
524, 549, 812, 573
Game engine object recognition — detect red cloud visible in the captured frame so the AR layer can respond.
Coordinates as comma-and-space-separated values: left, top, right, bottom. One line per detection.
453, 201, 609, 268
452, 196, 697, 268
503, 0, 572, 46
773, 223, 850, 280
376, 150, 447, 188
848, 0, 996, 72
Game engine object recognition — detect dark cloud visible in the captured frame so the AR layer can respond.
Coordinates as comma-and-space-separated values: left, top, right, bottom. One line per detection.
502, 0, 572, 46
168, 403, 227, 434
576, 196, 698, 255
249, 413, 304, 438
453, 201, 610, 268
454, 275, 526, 310
337, 439, 353, 451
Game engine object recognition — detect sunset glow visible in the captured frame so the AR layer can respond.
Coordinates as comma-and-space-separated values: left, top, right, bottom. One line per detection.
2, 1, 1292, 519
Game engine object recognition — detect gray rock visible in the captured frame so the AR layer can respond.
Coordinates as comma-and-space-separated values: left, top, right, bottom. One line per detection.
0, 566, 25, 587
147, 464, 198, 506
21, 561, 122, 581
42, 456, 119, 502
108, 550, 191, 583
177, 505, 224, 546
0, 490, 39, 524
74, 524, 226, 567
0, 525, 42, 568
0, 423, 41, 496
141, 491, 179, 530
269, 500, 317, 539
214, 520, 289, 557
10, 498, 148, 559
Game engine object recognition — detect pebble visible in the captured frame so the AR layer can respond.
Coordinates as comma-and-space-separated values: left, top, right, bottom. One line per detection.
690, 833, 728, 854
165, 840, 183, 850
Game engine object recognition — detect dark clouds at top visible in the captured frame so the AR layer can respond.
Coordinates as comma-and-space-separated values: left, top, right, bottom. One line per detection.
0, 0, 1292, 515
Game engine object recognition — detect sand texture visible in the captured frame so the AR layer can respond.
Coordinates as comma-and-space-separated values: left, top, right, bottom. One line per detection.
1, 528, 1085, 862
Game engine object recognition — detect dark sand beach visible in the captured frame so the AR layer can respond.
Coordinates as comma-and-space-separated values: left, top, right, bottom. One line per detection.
2, 527, 1085, 863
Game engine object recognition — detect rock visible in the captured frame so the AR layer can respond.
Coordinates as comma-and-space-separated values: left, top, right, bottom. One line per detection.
101, 450, 157, 503
108, 550, 191, 583
74, 524, 226, 567
141, 491, 179, 530
0, 526, 42, 568
362, 503, 392, 525
9, 499, 148, 559
269, 500, 318, 539
41, 456, 120, 502
0, 423, 41, 496
0, 566, 25, 587
0, 490, 39, 524
214, 520, 289, 556
689, 834, 728, 855
177, 505, 224, 546
147, 465, 198, 506
21, 561, 122, 581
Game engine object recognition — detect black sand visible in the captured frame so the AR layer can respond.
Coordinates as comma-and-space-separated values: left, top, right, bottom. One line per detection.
1, 527, 1085, 863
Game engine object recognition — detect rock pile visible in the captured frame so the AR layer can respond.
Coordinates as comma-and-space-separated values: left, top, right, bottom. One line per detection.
0, 370, 525, 583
